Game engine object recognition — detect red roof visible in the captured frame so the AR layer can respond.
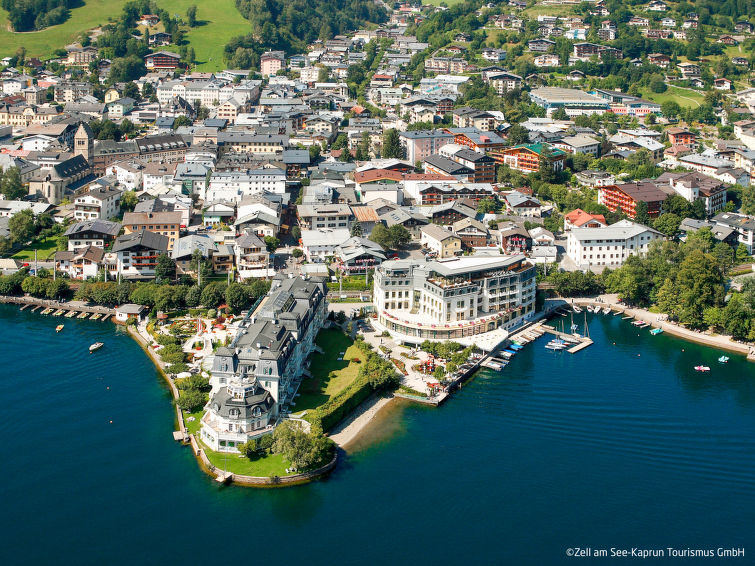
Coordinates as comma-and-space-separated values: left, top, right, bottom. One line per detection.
565, 208, 606, 227
354, 169, 403, 184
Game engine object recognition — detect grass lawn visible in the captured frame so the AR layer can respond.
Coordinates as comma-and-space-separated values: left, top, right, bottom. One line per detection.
11, 236, 60, 261
0, 1, 129, 59
201, 441, 290, 477
154, 0, 250, 71
183, 409, 204, 435
294, 328, 362, 412
640, 85, 704, 108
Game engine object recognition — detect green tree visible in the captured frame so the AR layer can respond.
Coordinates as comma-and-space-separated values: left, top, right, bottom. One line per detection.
634, 201, 650, 226
369, 223, 392, 249
120, 190, 138, 212
552, 107, 568, 120
154, 253, 176, 282
382, 128, 402, 159
653, 213, 681, 237
186, 5, 197, 27
350, 221, 363, 237
0, 168, 25, 200
264, 236, 280, 252
200, 282, 225, 308
388, 224, 411, 249
225, 283, 249, 313
8, 209, 35, 243
176, 389, 207, 412
291, 248, 303, 259
272, 421, 333, 470
477, 197, 497, 214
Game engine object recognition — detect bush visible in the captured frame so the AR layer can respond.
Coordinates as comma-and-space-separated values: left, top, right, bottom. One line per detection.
176, 389, 208, 412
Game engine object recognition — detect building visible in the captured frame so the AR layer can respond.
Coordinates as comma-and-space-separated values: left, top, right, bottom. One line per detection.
553, 134, 600, 156
122, 211, 182, 250
234, 231, 273, 279
666, 127, 696, 148
73, 186, 121, 221
334, 237, 386, 273
598, 182, 669, 218
505, 191, 543, 217
54, 246, 106, 280
712, 212, 755, 253
566, 220, 664, 270
374, 254, 537, 344
420, 224, 462, 258
423, 155, 473, 181
452, 218, 489, 249
260, 51, 285, 76
64, 219, 121, 252
110, 230, 170, 279
399, 130, 455, 164
144, 51, 182, 70
564, 208, 607, 231
297, 203, 351, 231
200, 276, 328, 452
529, 87, 610, 117
300, 228, 351, 261
575, 170, 616, 188
659, 171, 727, 215
501, 143, 566, 174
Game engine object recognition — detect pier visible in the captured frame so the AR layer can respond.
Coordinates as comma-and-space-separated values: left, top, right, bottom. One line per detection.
0, 295, 115, 319
542, 326, 594, 353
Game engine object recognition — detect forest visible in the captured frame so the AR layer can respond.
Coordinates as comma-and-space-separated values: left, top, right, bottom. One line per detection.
2, 0, 76, 32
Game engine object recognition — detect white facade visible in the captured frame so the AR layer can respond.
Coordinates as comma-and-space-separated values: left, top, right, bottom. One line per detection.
374, 255, 537, 344
73, 190, 121, 221
566, 220, 664, 269
205, 169, 286, 203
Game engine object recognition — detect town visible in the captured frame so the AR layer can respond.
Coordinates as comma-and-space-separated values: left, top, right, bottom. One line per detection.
1, 0, 755, 483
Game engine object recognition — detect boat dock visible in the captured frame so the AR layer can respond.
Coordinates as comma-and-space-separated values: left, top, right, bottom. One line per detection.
0, 296, 115, 320
542, 326, 594, 354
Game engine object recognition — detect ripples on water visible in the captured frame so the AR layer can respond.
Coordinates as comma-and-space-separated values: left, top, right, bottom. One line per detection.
2, 306, 755, 565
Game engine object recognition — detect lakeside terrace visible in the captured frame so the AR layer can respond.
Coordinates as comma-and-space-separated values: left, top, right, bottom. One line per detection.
375, 307, 517, 349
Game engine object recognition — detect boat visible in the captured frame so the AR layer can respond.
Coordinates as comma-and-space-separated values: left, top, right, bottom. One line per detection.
503, 348, 518, 356
509, 343, 524, 351
650, 328, 663, 335
694, 365, 711, 372
602, 307, 612, 315
545, 338, 568, 350
89, 342, 104, 353
718, 356, 729, 363
55, 324, 64, 333
572, 305, 582, 313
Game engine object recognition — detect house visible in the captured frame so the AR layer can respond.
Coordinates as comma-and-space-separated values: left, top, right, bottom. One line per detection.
648, 53, 671, 69
122, 211, 182, 250
712, 212, 755, 253
564, 209, 607, 231
534, 54, 561, 68
63, 219, 121, 252
300, 228, 351, 262
73, 186, 122, 221
646, 0, 668, 11
658, 171, 728, 215
107, 97, 135, 118
110, 230, 170, 279
297, 203, 351, 231
718, 35, 738, 46
452, 218, 489, 249
567, 220, 664, 269
334, 237, 386, 273
423, 155, 473, 181
54, 246, 106, 280
678, 62, 701, 78
553, 134, 600, 156
714, 78, 732, 91
528, 39, 556, 52
234, 231, 273, 279
115, 304, 147, 323
420, 224, 461, 258
498, 224, 532, 253
505, 191, 543, 217
426, 199, 478, 225
171, 234, 217, 274
666, 127, 696, 148
144, 51, 182, 70
529, 226, 556, 246
575, 170, 616, 188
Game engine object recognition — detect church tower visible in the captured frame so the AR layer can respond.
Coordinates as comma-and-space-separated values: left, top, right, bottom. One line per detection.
73, 122, 93, 162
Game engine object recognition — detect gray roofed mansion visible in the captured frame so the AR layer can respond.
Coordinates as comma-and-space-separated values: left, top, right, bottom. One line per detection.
200, 275, 328, 453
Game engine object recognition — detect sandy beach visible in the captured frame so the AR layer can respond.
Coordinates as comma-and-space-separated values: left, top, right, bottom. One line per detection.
328, 393, 396, 449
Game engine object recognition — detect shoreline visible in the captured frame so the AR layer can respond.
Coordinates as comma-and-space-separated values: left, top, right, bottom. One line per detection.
328, 393, 396, 450
570, 296, 755, 361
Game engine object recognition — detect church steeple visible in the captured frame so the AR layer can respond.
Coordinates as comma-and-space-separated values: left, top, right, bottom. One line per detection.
73, 122, 93, 162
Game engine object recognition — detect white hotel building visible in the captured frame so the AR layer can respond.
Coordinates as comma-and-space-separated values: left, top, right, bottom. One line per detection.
566, 220, 664, 270
374, 254, 537, 346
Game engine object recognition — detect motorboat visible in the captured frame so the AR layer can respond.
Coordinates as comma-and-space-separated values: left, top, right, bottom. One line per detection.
650, 328, 663, 335
572, 305, 582, 313
545, 338, 567, 350
55, 324, 64, 332
694, 365, 710, 372
718, 356, 729, 363
602, 307, 612, 315
89, 342, 104, 353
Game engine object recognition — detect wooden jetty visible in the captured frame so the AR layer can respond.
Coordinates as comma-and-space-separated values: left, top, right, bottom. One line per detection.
19, 303, 31, 311
215, 471, 232, 484
101, 313, 111, 322
32, 305, 42, 312
52, 309, 64, 316
77, 312, 89, 319
543, 326, 593, 354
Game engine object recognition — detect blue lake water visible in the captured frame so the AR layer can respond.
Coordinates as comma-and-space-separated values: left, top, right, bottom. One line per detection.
1, 304, 754, 565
